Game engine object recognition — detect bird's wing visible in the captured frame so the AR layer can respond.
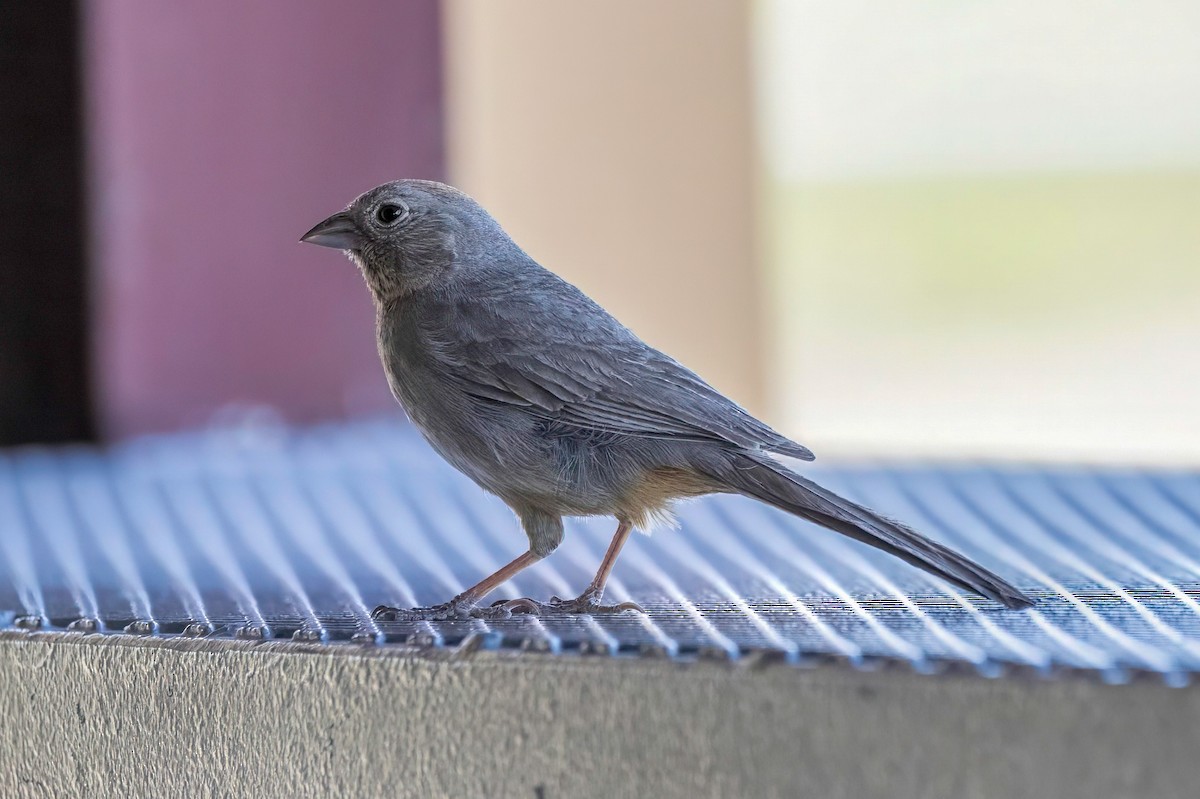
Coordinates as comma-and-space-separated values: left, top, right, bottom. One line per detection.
426, 278, 815, 460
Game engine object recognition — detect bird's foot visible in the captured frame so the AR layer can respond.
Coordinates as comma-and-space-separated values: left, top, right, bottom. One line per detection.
544, 589, 645, 615
484, 595, 641, 616
371, 600, 477, 622
372, 597, 544, 621
372, 592, 643, 621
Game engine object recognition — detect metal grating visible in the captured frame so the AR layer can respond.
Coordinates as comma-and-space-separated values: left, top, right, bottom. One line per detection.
2, 419, 1199, 684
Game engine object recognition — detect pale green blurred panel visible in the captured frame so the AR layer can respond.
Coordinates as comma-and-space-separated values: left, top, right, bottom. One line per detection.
756, 0, 1200, 462
766, 172, 1200, 461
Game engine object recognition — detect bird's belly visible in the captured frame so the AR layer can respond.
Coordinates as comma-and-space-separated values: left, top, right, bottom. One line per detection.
387, 376, 575, 503
382, 348, 714, 520
408, 404, 719, 525
399, 406, 638, 517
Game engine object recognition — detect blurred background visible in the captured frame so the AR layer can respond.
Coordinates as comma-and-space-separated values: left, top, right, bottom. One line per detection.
1, 0, 1197, 463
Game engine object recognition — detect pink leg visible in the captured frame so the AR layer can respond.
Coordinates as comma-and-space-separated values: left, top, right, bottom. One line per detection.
372, 550, 543, 620
551, 520, 644, 613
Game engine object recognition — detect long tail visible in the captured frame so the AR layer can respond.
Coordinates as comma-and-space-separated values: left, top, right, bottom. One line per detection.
704, 453, 1034, 609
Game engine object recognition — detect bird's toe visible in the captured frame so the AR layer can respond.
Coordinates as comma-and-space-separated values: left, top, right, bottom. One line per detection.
475, 597, 543, 619
546, 594, 645, 615
371, 601, 479, 621
371, 604, 402, 621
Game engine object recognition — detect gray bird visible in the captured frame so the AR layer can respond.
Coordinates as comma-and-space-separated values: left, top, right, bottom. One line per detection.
301, 180, 1034, 619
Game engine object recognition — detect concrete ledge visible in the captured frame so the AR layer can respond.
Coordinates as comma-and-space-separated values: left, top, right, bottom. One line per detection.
2, 633, 1197, 798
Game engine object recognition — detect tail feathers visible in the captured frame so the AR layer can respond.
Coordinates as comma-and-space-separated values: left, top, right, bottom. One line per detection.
767, 440, 816, 462
710, 454, 1034, 610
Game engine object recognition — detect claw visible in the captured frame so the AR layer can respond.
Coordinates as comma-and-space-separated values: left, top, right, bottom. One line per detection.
475, 597, 542, 619
372, 604, 401, 621
501, 597, 542, 615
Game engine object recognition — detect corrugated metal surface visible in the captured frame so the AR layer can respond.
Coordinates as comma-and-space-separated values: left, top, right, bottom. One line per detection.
2, 420, 1199, 684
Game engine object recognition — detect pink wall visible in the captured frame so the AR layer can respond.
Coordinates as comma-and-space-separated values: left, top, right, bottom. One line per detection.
85, 1, 443, 438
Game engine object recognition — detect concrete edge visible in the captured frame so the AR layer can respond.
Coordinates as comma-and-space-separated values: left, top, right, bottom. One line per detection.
2, 632, 1198, 798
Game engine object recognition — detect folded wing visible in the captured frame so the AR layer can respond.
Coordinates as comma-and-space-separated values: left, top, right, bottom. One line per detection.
428, 276, 814, 460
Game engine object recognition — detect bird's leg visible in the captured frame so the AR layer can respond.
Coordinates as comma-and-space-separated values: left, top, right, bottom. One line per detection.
548, 520, 644, 614
372, 550, 543, 621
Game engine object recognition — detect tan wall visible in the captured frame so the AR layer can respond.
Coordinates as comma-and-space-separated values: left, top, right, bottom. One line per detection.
443, 0, 765, 413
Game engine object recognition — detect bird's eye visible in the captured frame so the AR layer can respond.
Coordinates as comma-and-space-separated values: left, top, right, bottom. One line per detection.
376, 203, 405, 225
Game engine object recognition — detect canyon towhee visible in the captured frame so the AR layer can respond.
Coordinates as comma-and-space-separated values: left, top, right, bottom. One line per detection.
302, 180, 1033, 619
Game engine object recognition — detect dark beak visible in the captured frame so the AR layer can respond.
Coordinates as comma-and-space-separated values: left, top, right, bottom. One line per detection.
300, 211, 363, 250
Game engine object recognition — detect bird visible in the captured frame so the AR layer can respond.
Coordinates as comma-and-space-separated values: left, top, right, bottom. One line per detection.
301, 180, 1034, 620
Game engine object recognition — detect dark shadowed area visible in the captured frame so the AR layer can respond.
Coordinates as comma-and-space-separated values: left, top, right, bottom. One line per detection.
0, 1, 92, 445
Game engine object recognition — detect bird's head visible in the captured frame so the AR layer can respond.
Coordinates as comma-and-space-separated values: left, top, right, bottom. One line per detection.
301, 179, 495, 300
